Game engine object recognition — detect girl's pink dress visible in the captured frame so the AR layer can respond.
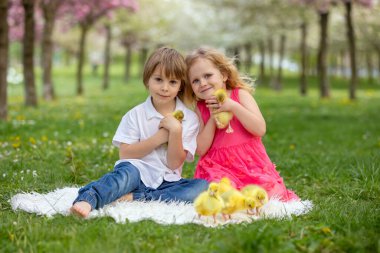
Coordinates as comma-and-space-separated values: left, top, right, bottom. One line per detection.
194, 88, 299, 201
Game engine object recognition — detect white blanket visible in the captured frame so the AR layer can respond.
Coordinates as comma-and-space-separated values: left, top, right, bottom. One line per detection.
10, 187, 313, 227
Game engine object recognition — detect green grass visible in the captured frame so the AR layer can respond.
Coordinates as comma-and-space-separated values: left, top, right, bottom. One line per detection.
1, 66, 380, 253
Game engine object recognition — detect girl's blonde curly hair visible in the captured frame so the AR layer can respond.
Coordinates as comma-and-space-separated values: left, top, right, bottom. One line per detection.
184, 47, 255, 107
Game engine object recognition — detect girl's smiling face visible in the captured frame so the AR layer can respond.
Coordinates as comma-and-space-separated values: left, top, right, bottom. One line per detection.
188, 58, 227, 100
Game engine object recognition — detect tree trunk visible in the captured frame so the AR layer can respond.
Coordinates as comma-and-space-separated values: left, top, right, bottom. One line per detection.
377, 49, 380, 81
102, 24, 111, 90
259, 41, 266, 84
22, 0, 37, 106
0, 0, 9, 120
233, 46, 241, 70
317, 11, 330, 98
41, 1, 59, 101
300, 21, 308, 96
76, 24, 89, 96
268, 37, 274, 86
139, 47, 148, 75
244, 43, 253, 74
366, 52, 373, 83
124, 44, 132, 82
339, 49, 345, 77
344, 1, 357, 100
274, 34, 286, 91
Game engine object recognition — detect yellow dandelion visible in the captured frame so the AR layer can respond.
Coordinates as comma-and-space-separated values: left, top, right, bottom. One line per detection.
321, 227, 332, 235
12, 142, 21, 149
289, 144, 295, 150
9, 233, 15, 242
339, 98, 354, 105
16, 115, 25, 121
11, 136, 20, 141
73, 111, 82, 120
365, 90, 375, 97
41, 135, 48, 142
29, 137, 36, 145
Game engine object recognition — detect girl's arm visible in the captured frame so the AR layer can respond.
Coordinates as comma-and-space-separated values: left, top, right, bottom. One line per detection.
213, 89, 266, 136
159, 115, 187, 170
119, 128, 168, 159
194, 106, 217, 156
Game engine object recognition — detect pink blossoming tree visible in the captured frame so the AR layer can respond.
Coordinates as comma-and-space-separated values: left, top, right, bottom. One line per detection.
61, 0, 138, 95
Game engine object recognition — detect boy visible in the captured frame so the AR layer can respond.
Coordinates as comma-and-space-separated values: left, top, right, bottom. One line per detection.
71, 47, 208, 218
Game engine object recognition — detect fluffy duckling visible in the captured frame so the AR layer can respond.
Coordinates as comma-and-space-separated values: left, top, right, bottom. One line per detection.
241, 184, 269, 215
194, 182, 224, 223
213, 89, 233, 133
172, 110, 184, 122
163, 110, 184, 148
220, 189, 256, 220
218, 177, 234, 195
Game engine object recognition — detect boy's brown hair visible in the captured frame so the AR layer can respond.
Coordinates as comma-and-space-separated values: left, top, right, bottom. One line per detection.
143, 47, 187, 99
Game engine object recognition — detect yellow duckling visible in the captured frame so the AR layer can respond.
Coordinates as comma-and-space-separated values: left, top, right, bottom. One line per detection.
218, 177, 234, 195
194, 182, 224, 223
220, 189, 256, 220
241, 184, 268, 215
172, 110, 184, 122
213, 89, 233, 133
163, 110, 184, 148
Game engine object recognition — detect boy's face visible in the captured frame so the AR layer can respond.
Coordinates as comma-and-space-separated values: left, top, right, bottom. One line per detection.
188, 58, 227, 100
147, 66, 181, 107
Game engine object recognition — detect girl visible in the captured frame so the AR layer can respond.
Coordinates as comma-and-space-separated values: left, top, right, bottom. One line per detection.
184, 47, 299, 202
71, 47, 208, 218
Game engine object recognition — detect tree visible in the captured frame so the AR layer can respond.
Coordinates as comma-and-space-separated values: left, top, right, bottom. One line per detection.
102, 23, 111, 90
299, 0, 333, 98
343, 0, 374, 100
40, 0, 65, 101
62, 0, 138, 95
0, 0, 9, 120
22, 0, 37, 106
317, 8, 330, 98
300, 0, 374, 99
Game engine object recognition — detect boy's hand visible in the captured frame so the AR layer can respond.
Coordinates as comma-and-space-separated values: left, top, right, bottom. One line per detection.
159, 114, 182, 133
155, 128, 169, 145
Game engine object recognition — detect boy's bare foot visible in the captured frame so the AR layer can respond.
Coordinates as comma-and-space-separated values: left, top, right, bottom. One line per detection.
116, 193, 133, 202
70, 201, 92, 218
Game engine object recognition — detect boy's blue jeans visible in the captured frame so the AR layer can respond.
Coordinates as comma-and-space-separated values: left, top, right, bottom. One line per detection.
73, 162, 209, 210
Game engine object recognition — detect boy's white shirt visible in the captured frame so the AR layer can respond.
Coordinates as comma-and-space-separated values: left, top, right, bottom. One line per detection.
112, 96, 199, 189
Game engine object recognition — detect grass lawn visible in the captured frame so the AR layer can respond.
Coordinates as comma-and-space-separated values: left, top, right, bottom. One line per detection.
1, 66, 379, 252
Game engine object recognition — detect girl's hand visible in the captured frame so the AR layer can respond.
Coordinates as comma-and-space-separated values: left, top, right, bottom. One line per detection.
206, 96, 236, 114
205, 96, 219, 111
159, 114, 182, 133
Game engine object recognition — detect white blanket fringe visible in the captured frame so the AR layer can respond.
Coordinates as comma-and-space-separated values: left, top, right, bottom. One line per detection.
10, 187, 313, 227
